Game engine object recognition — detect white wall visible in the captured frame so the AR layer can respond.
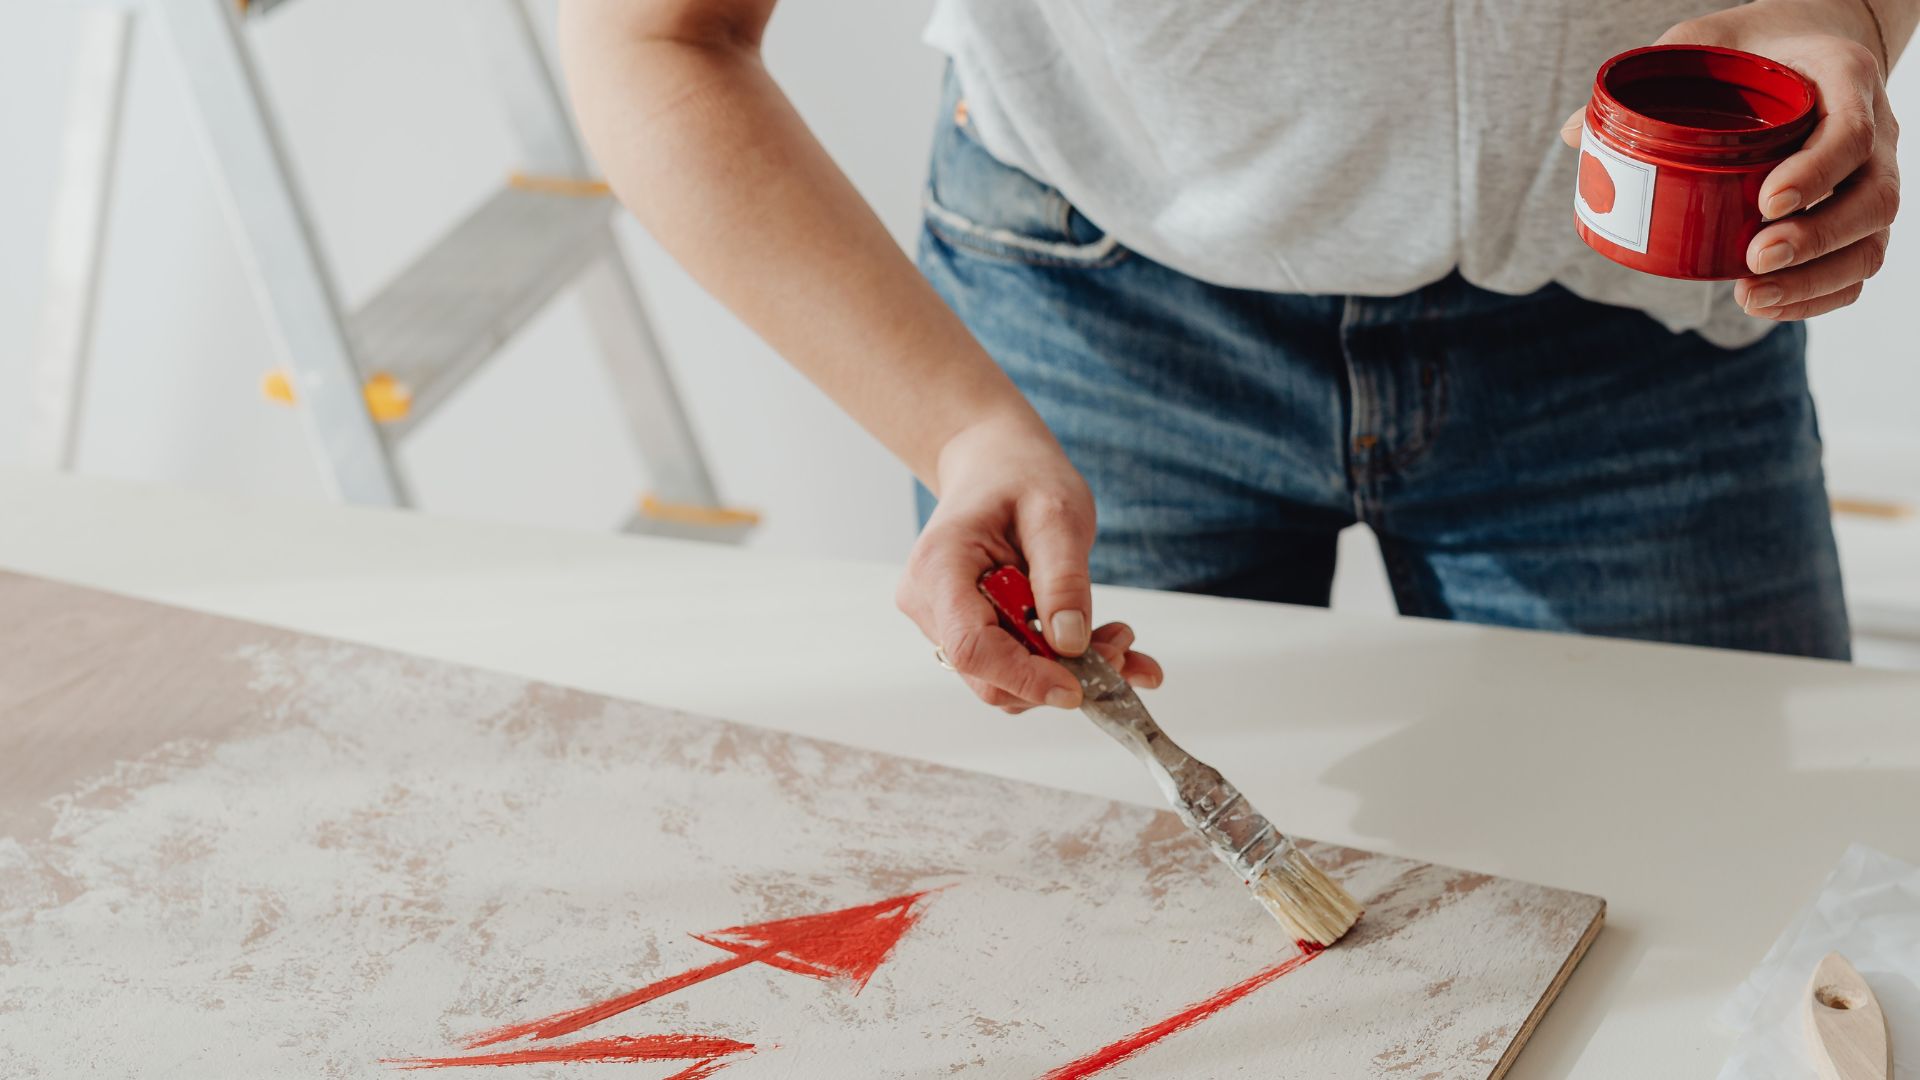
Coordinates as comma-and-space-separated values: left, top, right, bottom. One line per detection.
1, 2, 1914, 588
0, 0, 937, 562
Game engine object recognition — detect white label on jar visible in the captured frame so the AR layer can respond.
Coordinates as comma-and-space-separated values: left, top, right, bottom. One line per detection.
1576, 125, 1658, 254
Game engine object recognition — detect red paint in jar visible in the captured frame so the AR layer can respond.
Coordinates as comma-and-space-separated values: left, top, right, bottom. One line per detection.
1575, 44, 1816, 280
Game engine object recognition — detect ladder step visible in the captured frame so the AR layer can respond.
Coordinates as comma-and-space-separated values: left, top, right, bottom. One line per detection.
624, 494, 760, 543
633, 492, 760, 530
238, 0, 300, 18
348, 184, 615, 437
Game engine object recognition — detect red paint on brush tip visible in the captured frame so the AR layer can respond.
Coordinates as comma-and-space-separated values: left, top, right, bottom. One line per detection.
463, 890, 937, 1047
384, 1032, 753, 1070
1036, 943, 1326, 1080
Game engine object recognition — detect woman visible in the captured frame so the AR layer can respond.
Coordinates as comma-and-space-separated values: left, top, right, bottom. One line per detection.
559, 0, 1909, 710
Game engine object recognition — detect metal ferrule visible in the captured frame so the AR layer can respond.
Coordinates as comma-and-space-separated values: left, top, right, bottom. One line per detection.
1056, 651, 1288, 880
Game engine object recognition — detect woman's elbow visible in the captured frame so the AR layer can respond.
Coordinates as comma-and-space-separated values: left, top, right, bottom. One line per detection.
559, 0, 774, 53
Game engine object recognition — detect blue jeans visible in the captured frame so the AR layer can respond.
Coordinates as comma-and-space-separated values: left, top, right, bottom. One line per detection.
914, 84, 1850, 661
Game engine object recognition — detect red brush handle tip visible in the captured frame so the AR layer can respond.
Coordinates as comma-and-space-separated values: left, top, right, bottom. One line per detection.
977, 566, 1056, 659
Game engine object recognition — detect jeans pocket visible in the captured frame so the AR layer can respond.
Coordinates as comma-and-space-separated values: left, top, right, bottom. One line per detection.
923, 82, 1127, 269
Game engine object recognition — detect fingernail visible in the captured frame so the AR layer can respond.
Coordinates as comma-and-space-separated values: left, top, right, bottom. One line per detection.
1050, 610, 1090, 655
1764, 189, 1801, 220
1751, 241, 1795, 274
1745, 284, 1783, 310
1045, 687, 1081, 709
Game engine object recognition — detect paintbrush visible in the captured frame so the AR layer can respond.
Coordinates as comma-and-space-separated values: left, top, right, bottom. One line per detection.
978, 567, 1362, 947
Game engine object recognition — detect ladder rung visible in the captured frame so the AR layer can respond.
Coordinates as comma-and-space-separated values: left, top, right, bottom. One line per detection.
238, 0, 300, 18
1832, 495, 1915, 520
623, 511, 758, 544
636, 493, 761, 527
348, 185, 615, 437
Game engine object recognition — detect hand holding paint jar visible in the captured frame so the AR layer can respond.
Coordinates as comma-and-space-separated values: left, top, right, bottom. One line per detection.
1562, 2, 1904, 319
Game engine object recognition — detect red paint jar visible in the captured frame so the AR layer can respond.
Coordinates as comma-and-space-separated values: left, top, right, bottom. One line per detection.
1575, 44, 1816, 280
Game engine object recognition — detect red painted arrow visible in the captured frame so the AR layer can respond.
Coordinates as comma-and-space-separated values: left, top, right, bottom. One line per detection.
385, 1033, 753, 1074
462, 890, 937, 1049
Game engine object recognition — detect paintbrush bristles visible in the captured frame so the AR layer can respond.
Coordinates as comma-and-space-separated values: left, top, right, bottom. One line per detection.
1248, 844, 1363, 947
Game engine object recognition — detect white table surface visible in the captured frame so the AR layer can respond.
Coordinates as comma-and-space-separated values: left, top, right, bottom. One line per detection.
2, 466, 1915, 1078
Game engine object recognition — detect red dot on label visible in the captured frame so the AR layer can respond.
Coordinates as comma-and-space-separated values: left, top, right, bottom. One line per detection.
1579, 152, 1617, 215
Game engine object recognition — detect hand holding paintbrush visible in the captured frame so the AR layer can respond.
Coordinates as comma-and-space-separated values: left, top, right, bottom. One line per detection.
977, 566, 1362, 948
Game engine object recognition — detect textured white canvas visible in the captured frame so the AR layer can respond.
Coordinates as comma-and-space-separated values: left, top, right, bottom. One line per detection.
0, 576, 1602, 1078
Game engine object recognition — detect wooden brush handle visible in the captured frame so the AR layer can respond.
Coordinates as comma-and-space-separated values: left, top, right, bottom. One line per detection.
979, 566, 1288, 879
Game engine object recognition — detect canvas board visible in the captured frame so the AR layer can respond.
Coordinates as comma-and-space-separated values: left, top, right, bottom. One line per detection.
0, 572, 1602, 1077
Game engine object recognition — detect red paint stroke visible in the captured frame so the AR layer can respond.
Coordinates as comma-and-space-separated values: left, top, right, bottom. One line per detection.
384, 1033, 753, 1071
1579, 151, 1617, 214
1036, 943, 1325, 1080
661, 1057, 742, 1080
691, 888, 935, 988
464, 890, 937, 1048
465, 953, 763, 1049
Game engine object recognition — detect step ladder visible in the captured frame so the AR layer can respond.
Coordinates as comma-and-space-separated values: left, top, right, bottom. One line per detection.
29, 0, 757, 541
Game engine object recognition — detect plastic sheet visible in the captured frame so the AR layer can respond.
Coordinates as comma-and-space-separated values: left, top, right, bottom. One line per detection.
1718, 844, 1920, 1079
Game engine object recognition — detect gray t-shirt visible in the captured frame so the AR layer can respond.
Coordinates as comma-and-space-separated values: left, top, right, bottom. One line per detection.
925, 0, 1770, 348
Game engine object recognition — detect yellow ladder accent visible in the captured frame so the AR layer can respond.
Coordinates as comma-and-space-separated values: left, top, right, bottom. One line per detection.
263, 369, 413, 423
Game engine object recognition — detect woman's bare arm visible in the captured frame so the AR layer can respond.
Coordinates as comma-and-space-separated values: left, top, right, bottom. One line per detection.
558, 0, 1163, 708
559, 0, 1028, 485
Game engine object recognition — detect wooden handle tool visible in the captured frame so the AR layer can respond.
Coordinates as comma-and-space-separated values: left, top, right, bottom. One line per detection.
1805, 951, 1891, 1080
